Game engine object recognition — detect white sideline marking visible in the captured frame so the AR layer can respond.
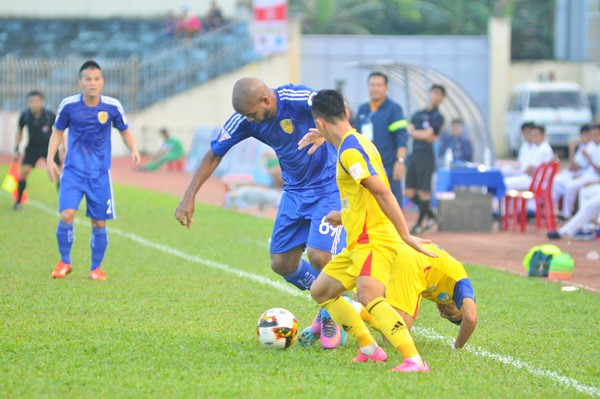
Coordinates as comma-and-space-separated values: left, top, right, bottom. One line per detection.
7, 195, 600, 398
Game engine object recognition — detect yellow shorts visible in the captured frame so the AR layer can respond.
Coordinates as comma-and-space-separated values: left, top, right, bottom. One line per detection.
386, 243, 465, 318
322, 241, 400, 291
385, 244, 427, 318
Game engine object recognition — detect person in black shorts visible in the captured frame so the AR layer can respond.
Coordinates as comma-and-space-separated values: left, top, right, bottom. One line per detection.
13, 90, 60, 210
405, 84, 446, 233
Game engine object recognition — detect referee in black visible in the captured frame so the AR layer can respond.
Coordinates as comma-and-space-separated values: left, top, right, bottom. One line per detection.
405, 84, 446, 234
13, 90, 60, 210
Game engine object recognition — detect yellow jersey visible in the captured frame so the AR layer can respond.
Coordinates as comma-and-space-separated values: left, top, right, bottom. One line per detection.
336, 129, 400, 249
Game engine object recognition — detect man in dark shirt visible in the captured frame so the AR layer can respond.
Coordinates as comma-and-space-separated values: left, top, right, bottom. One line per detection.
13, 90, 59, 210
405, 84, 446, 233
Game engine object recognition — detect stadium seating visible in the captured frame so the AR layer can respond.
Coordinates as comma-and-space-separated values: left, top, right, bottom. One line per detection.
0, 19, 260, 110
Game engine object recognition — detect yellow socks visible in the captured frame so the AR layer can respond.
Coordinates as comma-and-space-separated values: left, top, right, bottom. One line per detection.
367, 297, 419, 359
320, 296, 375, 349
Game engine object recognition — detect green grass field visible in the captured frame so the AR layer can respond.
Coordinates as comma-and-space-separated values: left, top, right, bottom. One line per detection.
1, 168, 599, 398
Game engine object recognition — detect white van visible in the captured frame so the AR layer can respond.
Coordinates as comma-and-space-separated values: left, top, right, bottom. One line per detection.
505, 82, 593, 155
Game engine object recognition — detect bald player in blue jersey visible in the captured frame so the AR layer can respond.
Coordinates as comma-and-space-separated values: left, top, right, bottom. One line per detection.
46, 60, 141, 281
175, 77, 347, 348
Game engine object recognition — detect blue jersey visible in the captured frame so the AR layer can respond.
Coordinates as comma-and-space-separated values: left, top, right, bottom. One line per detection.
55, 94, 128, 179
210, 84, 338, 196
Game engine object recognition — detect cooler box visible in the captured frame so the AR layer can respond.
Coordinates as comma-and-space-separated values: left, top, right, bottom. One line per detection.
437, 191, 493, 232
547, 252, 574, 280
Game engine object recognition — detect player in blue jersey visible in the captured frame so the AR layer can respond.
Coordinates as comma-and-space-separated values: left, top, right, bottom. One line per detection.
46, 60, 141, 281
175, 77, 346, 348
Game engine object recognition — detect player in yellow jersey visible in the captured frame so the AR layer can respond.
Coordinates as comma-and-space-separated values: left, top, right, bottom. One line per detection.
384, 242, 478, 349
301, 89, 435, 373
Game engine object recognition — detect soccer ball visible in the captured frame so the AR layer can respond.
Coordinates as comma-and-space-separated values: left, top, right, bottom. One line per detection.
257, 308, 298, 349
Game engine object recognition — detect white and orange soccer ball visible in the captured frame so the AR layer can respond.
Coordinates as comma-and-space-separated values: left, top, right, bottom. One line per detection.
257, 308, 298, 350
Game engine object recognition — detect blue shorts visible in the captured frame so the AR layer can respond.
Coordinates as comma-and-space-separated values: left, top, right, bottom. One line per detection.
58, 171, 116, 221
270, 190, 346, 255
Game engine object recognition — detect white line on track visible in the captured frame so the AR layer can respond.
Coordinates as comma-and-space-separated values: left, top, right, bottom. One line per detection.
7, 195, 600, 398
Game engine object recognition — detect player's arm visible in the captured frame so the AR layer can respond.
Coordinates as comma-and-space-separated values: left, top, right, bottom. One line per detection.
361, 175, 436, 258
14, 126, 23, 161
175, 149, 223, 228
46, 129, 64, 182
119, 129, 141, 166
454, 298, 477, 349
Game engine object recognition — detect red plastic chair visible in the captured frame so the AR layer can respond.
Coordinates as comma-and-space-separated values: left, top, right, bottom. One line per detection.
502, 160, 559, 232
536, 160, 559, 231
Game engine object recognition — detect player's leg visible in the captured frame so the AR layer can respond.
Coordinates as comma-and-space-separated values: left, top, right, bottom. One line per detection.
84, 172, 115, 280
270, 192, 320, 287
385, 246, 426, 333
53, 173, 83, 278
416, 152, 437, 231
14, 150, 38, 209
353, 245, 428, 372
305, 191, 348, 348
310, 251, 387, 361
404, 156, 422, 233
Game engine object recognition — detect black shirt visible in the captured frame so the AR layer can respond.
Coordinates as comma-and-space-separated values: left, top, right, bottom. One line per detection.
410, 107, 444, 153
18, 108, 56, 150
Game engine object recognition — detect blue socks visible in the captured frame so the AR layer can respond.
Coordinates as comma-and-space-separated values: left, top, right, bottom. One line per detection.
283, 259, 320, 290
56, 221, 74, 264
56, 222, 108, 270
90, 226, 108, 271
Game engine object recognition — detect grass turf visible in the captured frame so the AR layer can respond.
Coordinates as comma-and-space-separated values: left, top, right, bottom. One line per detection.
0, 168, 599, 398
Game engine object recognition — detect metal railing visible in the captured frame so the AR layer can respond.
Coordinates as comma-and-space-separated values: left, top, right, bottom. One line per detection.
0, 21, 258, 112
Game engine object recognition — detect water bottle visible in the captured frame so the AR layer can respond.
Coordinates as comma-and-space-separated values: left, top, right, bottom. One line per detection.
444, 148, 453, 168
483, 147, 492, 168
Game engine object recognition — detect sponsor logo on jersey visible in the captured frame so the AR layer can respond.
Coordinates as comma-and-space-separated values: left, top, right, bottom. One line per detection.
97, 111, 108, 124
218, 128, 231, 142
437, 292, 450, 302
280, 119, 294, 134
349, 163, 364, 180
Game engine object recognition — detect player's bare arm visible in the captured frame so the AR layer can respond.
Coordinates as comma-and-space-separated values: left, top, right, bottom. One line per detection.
454, 298, 478, 349
46, 129, 64, 183
120, 129, 141, 166
297, 128, 325, 155
175, 149, 223, 228
361, 175, 436, 258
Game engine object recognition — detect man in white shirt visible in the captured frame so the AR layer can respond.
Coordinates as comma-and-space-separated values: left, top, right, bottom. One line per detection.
552, 125, 592, 213
560, 124, 600, 219
503, 124, 554, 191
501, 121, 534, 177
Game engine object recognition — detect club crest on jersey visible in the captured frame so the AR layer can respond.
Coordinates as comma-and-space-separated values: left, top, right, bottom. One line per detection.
97, 111, 108, 124
280, 119, 294, 134
218, 128, 231, 142
437, 292, 450, 302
